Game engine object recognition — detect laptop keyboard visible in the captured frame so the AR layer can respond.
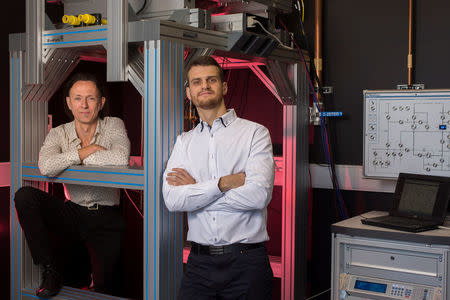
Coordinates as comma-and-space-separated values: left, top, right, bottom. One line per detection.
378, 216, 438, 228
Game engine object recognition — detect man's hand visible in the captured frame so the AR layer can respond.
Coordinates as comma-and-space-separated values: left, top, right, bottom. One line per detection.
218, 173, 246, 192
78, 144, 106, 162
166, 168, 196, 186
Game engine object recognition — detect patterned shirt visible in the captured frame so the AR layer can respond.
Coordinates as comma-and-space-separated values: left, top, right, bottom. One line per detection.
163, 109, 275, 245
38, 117, 131, 207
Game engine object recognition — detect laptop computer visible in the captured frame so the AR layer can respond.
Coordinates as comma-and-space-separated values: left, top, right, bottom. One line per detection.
361, 173, 450, 232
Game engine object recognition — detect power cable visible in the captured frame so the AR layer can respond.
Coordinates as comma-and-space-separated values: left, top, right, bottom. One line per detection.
123, 189, 143, 218
278, 18, 348, 219
306, 288, 331, 300
283, 13, 348, 218
136, 0, 149, 15
252, 19, 294, 50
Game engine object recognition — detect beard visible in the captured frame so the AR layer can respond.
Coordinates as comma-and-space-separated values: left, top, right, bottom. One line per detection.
192, 92, 224, 110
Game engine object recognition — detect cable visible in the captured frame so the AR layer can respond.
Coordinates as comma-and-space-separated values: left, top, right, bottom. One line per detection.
252, 19, 294, 50
136, 0, 149, 15
123, 189, 143, 218
278, 18, 348, 219
306, 288, 331, 300
284, 15, 348, 218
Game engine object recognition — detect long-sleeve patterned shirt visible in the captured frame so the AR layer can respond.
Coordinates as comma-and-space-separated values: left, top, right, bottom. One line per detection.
163, 109, 275, 245
38, 117, 131, 207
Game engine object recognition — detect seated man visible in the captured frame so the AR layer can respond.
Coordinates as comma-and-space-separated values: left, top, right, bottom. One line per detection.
14, 73, 130, 297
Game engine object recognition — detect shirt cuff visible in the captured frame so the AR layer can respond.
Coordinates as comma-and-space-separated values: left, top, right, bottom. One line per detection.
204, 178, 223, 199
68, 149, 81, 165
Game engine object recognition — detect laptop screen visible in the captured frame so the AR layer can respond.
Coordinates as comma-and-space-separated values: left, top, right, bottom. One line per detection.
398, 179, 440, 216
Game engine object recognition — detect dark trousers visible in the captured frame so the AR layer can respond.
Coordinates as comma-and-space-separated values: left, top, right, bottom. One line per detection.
179, 245, 273, 300
14, 186, 124, 296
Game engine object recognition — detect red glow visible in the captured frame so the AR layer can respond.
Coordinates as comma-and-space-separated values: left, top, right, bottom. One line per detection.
80, 55, 107, 63
0, 222, 7, 236
129, 156, 142, 167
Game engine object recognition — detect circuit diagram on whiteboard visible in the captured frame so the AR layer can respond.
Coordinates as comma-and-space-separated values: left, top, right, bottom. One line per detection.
364, 90, 450, 178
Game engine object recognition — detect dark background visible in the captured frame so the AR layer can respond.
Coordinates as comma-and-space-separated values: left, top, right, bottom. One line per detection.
2, 1, 450, 299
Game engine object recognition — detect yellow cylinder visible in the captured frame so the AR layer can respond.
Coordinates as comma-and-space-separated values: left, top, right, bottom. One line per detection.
78, 14, 97, 25
62, 15, 80, 26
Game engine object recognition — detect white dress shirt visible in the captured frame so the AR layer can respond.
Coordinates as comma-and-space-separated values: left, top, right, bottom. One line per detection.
38, 117, 131, 207
163, 109, 275, 245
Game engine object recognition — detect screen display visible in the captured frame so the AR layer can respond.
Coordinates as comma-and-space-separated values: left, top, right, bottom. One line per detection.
398, 179, 439, 215
354, 280, 387, 293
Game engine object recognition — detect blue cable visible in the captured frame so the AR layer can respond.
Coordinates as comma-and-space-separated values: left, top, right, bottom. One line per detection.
294, 37, 348, 219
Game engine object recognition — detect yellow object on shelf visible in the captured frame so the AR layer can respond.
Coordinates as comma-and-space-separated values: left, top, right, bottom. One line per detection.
78, 14, 97, 25
62, 15, 80, 26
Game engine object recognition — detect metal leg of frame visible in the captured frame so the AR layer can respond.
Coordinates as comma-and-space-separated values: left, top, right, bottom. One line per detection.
144, 39, 184, 300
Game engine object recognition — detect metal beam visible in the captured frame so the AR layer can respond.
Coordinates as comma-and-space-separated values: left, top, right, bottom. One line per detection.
22, 163, 144, 190
294, 63, 309, 300
107, 0, 128, 81
25, 0, 44, 84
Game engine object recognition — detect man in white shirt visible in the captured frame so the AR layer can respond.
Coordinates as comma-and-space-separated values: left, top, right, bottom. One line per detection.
14, 73, 130, 297
163, 56, 275, 299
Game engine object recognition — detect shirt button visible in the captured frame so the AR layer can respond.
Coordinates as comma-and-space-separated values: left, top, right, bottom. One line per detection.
213, 217, 215, 221
211, 134, 213, 138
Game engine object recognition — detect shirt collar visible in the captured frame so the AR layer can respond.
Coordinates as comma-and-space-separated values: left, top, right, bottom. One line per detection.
66, 119, 102, 143
197, 109, 237, 132
66, 121, 78, 143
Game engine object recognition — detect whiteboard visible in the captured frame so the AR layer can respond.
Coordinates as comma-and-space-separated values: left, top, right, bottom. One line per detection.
363, 90, 450, 178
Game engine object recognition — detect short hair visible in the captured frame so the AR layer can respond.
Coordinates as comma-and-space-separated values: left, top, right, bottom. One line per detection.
64, 72, 105, 98
185, 56, 224, 85
63, 72, 109, 119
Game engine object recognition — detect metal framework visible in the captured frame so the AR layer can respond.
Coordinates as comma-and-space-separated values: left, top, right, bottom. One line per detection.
9, 1, 309, 299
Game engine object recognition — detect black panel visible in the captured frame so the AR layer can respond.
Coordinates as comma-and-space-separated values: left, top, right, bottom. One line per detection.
316, 0, 408, 165
0, 0, 25, 162
0, 187, 9, 300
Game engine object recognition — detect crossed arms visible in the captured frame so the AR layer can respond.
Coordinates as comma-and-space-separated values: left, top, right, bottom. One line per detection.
163, 126, 275, 213
39, 118, 130, 177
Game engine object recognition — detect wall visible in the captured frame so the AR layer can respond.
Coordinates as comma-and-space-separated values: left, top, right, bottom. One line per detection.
304, 1, 450, 299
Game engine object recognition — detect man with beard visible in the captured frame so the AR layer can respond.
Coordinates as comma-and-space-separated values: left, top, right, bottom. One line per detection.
163, 56, 275, 299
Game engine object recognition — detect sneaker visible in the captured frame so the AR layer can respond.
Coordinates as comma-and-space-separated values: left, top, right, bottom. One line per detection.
36, 264, 63, 297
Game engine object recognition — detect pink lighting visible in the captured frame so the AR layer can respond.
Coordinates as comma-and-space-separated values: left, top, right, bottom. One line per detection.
211, 56, 265, 69
0, 163, 10, 187
80, 55, 107, 63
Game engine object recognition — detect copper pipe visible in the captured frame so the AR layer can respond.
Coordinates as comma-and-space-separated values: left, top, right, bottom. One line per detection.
408, 0, 413, 86
314, 0, 323, 100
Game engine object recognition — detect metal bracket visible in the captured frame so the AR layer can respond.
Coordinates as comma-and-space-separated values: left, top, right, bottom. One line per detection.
127, 45, 144, 96
265, 59, 296, 105
310, 106, 320, 125
396, 83, 425, 90
314, 86, 333, 95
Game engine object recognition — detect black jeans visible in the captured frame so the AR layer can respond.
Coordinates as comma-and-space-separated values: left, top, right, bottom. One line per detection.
14, 186, 124, 296
179, 244, 273, 300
